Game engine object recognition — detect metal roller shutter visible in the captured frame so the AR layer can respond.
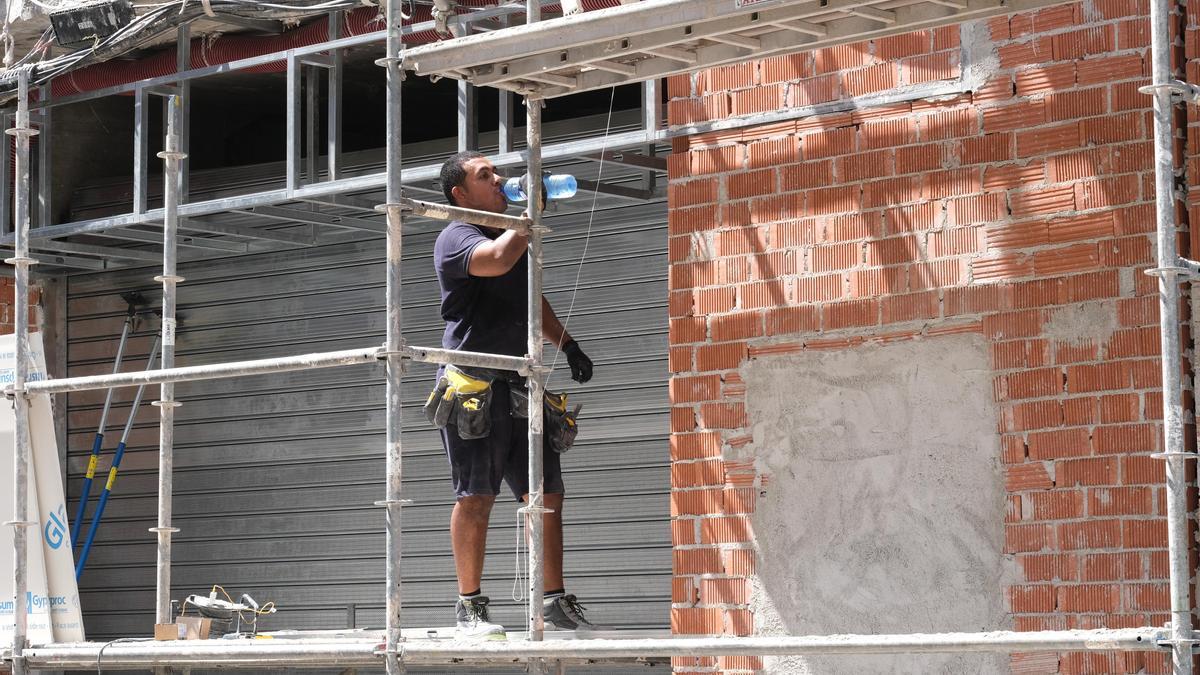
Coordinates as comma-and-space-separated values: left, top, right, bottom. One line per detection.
62, 117, 670, 644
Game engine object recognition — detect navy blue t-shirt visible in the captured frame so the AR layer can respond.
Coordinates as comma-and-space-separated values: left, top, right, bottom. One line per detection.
434, 220, 529, 357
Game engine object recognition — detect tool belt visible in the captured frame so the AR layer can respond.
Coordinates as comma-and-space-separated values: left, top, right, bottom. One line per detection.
424, 365, 581, 451
423, 365, 495, 439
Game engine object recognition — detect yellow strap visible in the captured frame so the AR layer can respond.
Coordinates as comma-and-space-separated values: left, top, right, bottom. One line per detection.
445, 367, 490, 395
85, 455, 99, 480
105, 467, 119, 491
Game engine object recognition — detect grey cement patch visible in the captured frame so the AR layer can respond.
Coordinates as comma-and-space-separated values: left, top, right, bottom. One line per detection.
1042, 301, 1118, 348
740, 334, 1014, 675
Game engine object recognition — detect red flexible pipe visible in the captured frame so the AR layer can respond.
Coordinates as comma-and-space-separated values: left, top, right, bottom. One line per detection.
50, 1, 625, 98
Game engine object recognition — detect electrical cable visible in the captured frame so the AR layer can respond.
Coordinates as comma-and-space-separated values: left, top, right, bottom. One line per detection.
0, 0, 366, 98
96, 637, 153, 675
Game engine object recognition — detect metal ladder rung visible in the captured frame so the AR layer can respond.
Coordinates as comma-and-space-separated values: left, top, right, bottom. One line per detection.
707, 33, 762, 50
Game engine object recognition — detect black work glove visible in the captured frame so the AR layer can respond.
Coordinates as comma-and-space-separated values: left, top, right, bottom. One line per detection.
562, 340, 593, 384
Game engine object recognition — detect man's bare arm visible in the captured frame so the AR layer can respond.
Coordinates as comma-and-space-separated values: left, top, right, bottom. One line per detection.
467, 229, 529, 277
542, 296, 571, 348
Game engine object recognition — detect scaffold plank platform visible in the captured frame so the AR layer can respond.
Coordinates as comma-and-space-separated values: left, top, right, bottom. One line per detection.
403, 0, 1064, 98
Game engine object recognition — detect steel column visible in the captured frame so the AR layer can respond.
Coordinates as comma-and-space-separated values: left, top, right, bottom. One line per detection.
641, 79, 661, 193
0, 111, 11, 236
5, 68, 37, 675
458, 80, 478, 152
133, 87, 149, 215
177, 24, 191, 203
34, 84, 50, 229
379, 0, 406, 670
523, 0, 547, 661
287, 54, 302, 194
1148, 0, 1195, 667
152, 94, 185, 630
328, 12, 343, 181
306, 64, 319, 183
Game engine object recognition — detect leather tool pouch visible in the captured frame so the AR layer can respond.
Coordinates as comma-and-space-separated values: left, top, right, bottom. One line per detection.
509, 385, 530, 419
423, 365, 495, 440
544, 391, 582, 454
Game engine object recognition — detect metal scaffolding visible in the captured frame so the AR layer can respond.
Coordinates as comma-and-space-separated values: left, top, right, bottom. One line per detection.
2, 0, 1196, 672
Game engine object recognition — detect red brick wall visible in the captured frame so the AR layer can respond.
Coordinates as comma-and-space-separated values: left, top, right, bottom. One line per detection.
0, 277, 41, 334
666, 2, 1183, 673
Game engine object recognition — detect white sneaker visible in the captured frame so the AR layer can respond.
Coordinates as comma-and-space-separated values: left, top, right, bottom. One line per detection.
455, 595, 506, 640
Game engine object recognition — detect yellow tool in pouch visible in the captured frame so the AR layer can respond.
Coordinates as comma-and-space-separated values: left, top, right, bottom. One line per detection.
422, 365, 495, 440
544, 391, 582, 454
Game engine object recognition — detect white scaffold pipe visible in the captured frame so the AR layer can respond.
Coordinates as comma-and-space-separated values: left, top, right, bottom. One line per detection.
11, 628, 1169, 669
400, 345, 531, 373
17, 347, 386, 395
397, 196, 532, 232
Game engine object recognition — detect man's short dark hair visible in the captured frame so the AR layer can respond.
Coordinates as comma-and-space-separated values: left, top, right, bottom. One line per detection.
440, 150, 486, 206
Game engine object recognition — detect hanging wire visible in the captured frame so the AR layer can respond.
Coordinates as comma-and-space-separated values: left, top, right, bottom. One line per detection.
513, 86, 617, 603
511, 508, 526, 602
544, 84, 616, 390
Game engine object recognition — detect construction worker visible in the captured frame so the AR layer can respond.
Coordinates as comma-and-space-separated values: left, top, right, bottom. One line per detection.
429, 150, 599, 640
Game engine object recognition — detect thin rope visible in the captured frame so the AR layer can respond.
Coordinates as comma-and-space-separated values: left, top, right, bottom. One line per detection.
545, 85, 616, 390
511, 508, 526, 602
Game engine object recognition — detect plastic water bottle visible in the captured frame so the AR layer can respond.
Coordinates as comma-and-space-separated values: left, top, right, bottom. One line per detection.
503, 174, 577, 203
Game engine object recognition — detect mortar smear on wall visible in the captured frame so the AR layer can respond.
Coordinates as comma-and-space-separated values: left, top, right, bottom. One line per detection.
738, 334, 1017, 675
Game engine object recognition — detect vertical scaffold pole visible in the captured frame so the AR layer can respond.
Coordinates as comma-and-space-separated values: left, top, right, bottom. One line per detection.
524, 0, 547, 657
152, 95, 185, 629
378, 0, 406, 671
6, 67, 38, 675
1147, 0, 1194, 671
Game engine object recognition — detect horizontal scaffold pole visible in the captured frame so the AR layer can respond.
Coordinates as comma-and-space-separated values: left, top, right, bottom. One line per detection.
396, 197, 532, 232
13, 345, 531, 395
12, 628, 1167, 669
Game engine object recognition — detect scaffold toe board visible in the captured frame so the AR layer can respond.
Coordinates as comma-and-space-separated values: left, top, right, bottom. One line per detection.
402, 0, 1066, 98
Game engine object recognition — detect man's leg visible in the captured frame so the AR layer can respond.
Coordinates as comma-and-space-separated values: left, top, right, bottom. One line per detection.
521, 491, 564, 591
451, 494, 496, 594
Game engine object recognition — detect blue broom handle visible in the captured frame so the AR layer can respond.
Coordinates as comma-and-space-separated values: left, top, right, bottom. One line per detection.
71, 317, 133, 547
75, 337, 160, 579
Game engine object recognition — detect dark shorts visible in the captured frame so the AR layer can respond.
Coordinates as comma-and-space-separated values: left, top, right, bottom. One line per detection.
441, 379, 565, 501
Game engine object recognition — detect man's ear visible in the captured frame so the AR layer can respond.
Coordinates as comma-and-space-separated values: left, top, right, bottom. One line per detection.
449, 184, 464, 205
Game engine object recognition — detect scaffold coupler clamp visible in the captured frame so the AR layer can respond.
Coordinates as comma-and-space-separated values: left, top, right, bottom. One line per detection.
1144, 257, 1200, 282
431, 0, 455, 37
1139, 81, 1200, 105
1153, 627, 1200, 650
6, 651, 28, 675
519, 361, 549, 379
5, 254, 37, 270
376, 341, 411, 374
375, 202, 409, 215
375, 640, 406, 674
373, 54, 407, 80
4, 119, 38, 139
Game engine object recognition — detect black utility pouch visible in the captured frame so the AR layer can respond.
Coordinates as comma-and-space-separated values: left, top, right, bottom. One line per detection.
454, 386, 493, 440
509, 385, 530, 419
423, 377, 453, 428
544, 391, 581, 454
